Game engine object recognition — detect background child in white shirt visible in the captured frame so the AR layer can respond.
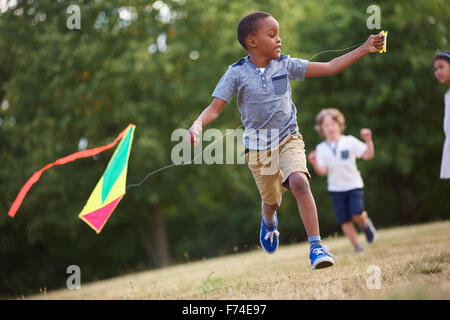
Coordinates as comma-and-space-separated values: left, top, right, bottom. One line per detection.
308, 108, 376, 252
433, 51, 450, 179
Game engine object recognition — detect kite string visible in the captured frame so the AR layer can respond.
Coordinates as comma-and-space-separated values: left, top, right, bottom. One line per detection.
127, 41, 367, 190
126, 125, 244, 189
307, 42, 365, 61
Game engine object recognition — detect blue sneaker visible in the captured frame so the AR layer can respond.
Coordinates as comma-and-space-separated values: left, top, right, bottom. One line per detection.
363, 218, 376, 243
260, 212, 279, 254
310, 243, 334, 270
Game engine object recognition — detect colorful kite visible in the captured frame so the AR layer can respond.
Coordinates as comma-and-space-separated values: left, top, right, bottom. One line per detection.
78, 125, 135, 233
8, 124, 135, 233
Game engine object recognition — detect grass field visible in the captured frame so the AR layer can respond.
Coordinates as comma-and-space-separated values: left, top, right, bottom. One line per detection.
30, 220, 450, 300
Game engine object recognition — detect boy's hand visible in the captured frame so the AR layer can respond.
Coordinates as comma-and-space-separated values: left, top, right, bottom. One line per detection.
188, 120, 202, 145
364, 33, 385, 53
307, 151, 317, 165
360, 128, 372, 142
308, 150, 328, 176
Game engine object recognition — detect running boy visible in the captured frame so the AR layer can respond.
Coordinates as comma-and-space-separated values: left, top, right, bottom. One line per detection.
308, 108, 377, 252
188, 12, 385, 269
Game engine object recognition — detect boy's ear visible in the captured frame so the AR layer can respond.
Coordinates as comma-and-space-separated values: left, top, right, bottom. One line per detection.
246, 35, 257, 48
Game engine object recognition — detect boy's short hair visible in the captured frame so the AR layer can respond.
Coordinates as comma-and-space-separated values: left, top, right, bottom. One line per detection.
237, 11, 272, 50
315, 108, 346, 136
433, 51, 450, 65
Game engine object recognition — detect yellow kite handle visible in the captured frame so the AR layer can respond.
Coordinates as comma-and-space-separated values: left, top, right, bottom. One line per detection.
379, 30, 388, 53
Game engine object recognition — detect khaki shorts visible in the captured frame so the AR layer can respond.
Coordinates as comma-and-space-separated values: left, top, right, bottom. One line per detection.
246, 133, 311, 205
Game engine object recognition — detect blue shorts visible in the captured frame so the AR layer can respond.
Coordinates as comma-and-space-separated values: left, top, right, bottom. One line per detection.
329, 188, 365, 225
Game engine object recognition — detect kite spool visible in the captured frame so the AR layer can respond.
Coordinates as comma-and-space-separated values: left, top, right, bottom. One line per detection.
379, 30, 388, 53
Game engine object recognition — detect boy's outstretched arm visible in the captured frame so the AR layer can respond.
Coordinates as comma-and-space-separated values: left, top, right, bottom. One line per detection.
188, 98, 227, 145
360, 128, 375, 160
307, 151, 327, 176
305, 33, 385, 78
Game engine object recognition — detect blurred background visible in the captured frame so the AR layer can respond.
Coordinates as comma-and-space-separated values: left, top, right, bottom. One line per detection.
0, 0, 449, 298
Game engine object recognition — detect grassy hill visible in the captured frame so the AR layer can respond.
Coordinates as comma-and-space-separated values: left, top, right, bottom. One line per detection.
29, 220, 450, 300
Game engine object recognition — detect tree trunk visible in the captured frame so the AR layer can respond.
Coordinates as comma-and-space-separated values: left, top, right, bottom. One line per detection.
402, 178, 418, 224
396, 175, 418, 224
139, 203, 170, 268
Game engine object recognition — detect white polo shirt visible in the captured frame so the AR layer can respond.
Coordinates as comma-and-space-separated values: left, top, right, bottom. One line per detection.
315, 135, 367, 192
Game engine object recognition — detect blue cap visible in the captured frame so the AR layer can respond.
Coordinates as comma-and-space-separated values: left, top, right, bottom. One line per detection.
436, 51, 450, 59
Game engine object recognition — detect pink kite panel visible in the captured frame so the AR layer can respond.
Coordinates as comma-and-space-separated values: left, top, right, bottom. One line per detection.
81, 196, 122, 232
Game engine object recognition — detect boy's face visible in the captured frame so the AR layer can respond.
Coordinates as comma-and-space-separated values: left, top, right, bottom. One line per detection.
434, 59, 450, 85
248, 17, 282, 59
321, 115, 341, 140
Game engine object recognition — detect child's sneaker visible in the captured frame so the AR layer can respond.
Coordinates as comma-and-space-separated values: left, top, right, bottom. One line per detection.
260, 212, 279, 254
310, 243, 334, 270
363, 218, 376, 243
354, 244, 364, 253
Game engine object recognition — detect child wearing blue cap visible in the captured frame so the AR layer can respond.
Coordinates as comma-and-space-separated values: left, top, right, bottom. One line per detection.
433, 51, 450, 179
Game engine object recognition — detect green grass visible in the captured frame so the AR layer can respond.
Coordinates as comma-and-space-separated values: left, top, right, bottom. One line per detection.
27, 220, 450, 300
